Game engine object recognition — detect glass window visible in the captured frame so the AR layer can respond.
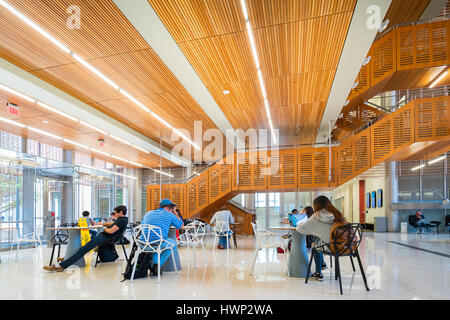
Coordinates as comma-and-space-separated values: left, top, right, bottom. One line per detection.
255, 193, 266, 208
268, 193, 280, 207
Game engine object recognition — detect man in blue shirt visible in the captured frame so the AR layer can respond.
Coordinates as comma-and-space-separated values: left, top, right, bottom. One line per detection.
140, 199, 183, 275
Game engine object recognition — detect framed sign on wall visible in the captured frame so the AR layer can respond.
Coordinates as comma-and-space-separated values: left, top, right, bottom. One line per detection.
377, 189, 383, 207
366, 193, 371, 208
371, 191, 377, 208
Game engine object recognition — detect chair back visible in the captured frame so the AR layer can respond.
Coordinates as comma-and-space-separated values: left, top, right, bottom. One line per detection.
214, 221, 230, 236
251, 222, 272, 247
133, 224, 165, 253
329, 223, 363, 256
408, 215, 418, 227
184, 221, 206, 244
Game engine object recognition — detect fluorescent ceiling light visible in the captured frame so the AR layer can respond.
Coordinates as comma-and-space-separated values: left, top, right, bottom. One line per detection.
173, 128, 200, 150
245, 21, 260, 69
63, 138, 89, 150
90, 147, 111, 157
0, 0, 71, 54
72, 53, 120, 90
112, 155, 129, 163
428, 155, 446, 165
0, 83, 35, 103
239, 0, 249, 20
110, 134, 132, 146
128, 161, 143, 167
132, 144, 150, 154
150, 111, 172, 129
79, 120, 108, 136
0, 116, 26, 128
153, 169, 174, 178
28, 126, 62, 140
430, 71, 448, 88
257, 70, 267, 99
37, 102, 78, 122
411, 164, 425, 171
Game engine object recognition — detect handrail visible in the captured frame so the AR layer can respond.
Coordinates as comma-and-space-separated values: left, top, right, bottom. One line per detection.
227, 199, 256, 215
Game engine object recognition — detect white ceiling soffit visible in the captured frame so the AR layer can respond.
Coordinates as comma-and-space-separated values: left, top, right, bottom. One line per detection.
0, 57, 190, 167
112, 0, 236, 142
421, 0, 448, 19
317, 0, 392, 142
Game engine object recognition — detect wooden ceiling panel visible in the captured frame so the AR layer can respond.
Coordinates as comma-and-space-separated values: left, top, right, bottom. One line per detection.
382, 0, 431, 32
148, 0, 245, 42
247, 0, 356, 28
7, 0, 150, 61
150, 0, 356, 145
0, 0, 222, 164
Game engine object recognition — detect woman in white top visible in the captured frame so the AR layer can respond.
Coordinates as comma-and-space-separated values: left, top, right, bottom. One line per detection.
296, 196, 345, 281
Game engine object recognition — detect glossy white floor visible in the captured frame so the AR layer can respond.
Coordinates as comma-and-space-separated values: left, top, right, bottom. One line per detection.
0, 232, 448, 300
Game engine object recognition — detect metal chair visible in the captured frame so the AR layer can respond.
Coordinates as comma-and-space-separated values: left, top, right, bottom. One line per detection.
10, 224, 44, 261
181, 221, 206, 269
94, 228, 129, 267
305, 223, 369, 295
213, 221, 233, 251
48, 223, 77, 266
249, 222, 289, 276
130, 224, 178, 282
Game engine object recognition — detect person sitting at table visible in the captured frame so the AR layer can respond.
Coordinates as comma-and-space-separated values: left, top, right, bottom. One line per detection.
415, 210, 432, 232
296, 196, 344, 281
303, 206, 327, 270
81, 211, 97, 238
210, 205, 234, 249
43, 206, 128, 272
140, 199, 184, 276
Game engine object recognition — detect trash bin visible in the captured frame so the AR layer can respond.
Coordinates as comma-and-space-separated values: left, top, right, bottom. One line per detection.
374, 217, 387, 232
401, 222, 408, 233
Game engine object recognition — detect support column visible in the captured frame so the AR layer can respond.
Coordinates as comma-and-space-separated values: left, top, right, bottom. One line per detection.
386, 161, 400, 232
21, 138, 35, 235
90, 158, 98, 218
62, 150, 75, 224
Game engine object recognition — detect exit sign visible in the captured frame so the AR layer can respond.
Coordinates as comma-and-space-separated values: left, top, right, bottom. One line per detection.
6, 103, 19, 115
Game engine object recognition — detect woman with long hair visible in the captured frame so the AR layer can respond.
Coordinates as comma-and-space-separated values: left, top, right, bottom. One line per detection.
296, 196, 345, 281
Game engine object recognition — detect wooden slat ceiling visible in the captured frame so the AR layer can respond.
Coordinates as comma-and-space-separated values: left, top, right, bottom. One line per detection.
381, 0, 431, 32
148, 0, 356, 146
0, 89, 174, 168
0, 0, 219, 162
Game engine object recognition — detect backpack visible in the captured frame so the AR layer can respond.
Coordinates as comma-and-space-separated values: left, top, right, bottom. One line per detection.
98, 241, 119, 263
329, 221, 358, 255
122, 242, 153, 281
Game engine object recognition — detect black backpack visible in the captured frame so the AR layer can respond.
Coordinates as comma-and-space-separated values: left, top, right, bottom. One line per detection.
122, 242, 153, 281
98, 241, 119, 263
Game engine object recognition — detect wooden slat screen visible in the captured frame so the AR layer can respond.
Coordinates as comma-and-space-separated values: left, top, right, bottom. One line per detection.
415, 96, 450, 141
298, 148, 330, 188
397, 20, 450, 71
371, 30, 396, 87
268, 149, 297, 189
235, 151, 268, 191
348, 54, 371, 100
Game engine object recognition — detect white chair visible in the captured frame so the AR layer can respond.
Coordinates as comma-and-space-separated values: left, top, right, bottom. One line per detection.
249, 222, 289, 276
213, 221, 232, 251
10, 226, 43, 261
131, 224, 178, 283
182, 221, 207, 269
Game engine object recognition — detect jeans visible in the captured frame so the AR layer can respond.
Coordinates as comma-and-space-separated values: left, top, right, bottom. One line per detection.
149, 237, 177, 267
313, 251, 324, 274
218, 230, 232, 248
60, 232, 109, 269
89, 230, 98, 238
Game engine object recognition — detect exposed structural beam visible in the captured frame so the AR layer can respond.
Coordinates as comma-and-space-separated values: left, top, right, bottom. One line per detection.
112, 0, 238, 146
318, 0, 391, 143
0, 57, 191, 168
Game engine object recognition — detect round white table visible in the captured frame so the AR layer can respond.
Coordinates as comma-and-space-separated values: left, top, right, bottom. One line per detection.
269, 226, 309, 278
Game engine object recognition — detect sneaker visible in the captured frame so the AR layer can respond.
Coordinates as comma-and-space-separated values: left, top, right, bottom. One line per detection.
309, 272, 323, 281
43, 265, 64, 272
56, 257, 64, 262
321, 264, 328, 270
281, 234, 291, 239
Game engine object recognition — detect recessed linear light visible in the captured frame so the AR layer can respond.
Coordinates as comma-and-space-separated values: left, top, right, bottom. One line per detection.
28, 126, 62, 140
133, 144, 150, 154
153, 168, 174, 178
429, 71, 448, 88
42, 120, 49, 124
0, 116, 26, 128
79, 164, 137, 180
109, 134, 132, 146
37, 102, 78, 122
0, 0, 200, 152
79, 120, 108, 136
63, 138, 89, 150
112, 155, 129, 163
0, 83, 36, 103
428, 155, 446, 165
411, 164, 425, 171
240, 0, 277, 144
90, 147, 111, 157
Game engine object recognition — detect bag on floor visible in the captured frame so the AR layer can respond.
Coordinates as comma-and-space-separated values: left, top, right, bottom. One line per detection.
122, 244, 152, 281
98, 241, 119, 263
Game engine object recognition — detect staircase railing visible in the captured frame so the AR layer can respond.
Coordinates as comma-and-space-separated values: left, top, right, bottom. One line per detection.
227, 199, 256, 215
